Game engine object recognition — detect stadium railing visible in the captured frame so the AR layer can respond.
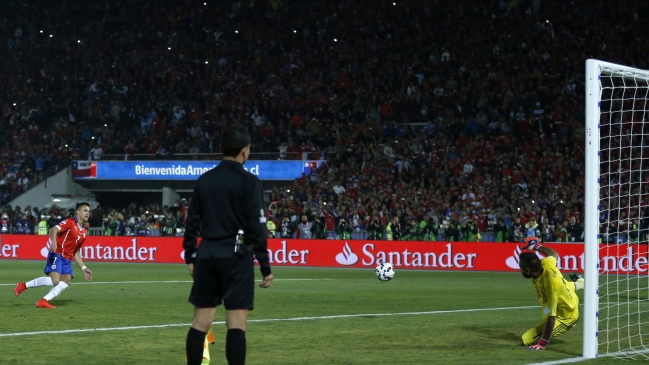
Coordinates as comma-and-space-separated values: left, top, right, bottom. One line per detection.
97, 152, 322, 161
18, 227, 599, 244
5, 158, 71, 205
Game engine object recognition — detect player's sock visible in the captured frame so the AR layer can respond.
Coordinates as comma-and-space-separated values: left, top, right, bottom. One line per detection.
43, 282, 69, 301
574, 281, 584, 291
25, 276, 53, 288
226, 328, 246, 365
186, 327, 206, 365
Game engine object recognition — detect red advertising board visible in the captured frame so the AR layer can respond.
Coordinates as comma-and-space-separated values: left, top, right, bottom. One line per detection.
0, 235, 647, 274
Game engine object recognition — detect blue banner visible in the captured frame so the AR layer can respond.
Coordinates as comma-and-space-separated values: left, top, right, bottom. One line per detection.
72, 160, 321, 181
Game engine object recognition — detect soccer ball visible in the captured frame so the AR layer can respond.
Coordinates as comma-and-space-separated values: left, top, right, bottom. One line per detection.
375, 262, 395, 281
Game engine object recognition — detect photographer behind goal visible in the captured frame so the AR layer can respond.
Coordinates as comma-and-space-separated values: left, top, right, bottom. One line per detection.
366, 217, 384, 240
312, 215, 327, 239
336, 218, 353, 240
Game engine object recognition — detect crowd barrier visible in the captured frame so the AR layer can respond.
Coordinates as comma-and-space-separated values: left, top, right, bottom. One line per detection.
0, 235, 646, 274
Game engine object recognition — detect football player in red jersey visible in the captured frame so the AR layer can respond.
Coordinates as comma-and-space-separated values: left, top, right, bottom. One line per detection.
14, 202, 93, 309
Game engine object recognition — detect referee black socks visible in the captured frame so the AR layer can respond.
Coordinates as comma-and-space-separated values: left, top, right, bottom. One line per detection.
186, 327, 206, 365
226, 328, 247, 365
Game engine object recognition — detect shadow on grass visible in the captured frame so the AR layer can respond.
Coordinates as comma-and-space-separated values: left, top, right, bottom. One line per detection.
50, 299, 75, 307
463, 325, 519, 342
462, 325, 581, 357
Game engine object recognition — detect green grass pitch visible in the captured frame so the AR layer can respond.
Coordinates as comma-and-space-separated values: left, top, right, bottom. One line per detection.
0, 261, 637, 364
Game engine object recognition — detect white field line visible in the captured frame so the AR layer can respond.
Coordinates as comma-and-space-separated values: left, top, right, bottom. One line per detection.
526, 347, 649, 365
525, 358, 587, 365
0, 305, 536, 338
0, 278, 332, 286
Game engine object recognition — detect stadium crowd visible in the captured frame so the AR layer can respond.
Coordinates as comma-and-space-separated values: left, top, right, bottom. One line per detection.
2, 0, 649, 242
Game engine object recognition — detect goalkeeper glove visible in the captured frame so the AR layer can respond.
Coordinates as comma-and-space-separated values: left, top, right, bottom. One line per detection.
522, 236, 542, 251
526, 338, 548, 350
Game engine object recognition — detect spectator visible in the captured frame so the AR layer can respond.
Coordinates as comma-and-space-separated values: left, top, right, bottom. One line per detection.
550, 222, 569, 242
89, 143, 103, 160
278, 216, 295, 239
494, 218, 509, 242
332, 181, 345, 196
13, 213, 31, 234
510, 217, 524, 242
525, 217, 539, 238
46, 214, 62, 229
3, 0, 641, 242
31, 153, 50, 172
565, 216, 583, 242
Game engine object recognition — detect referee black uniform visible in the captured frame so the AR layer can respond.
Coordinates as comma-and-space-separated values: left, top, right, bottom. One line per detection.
183, 159, 272, 307
184, 125, 272, 365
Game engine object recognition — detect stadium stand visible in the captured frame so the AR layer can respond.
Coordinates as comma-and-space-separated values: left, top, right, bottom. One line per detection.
2, 0, 649, 242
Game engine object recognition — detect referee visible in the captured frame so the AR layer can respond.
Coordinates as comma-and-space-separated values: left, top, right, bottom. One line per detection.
184, 125, 273, 365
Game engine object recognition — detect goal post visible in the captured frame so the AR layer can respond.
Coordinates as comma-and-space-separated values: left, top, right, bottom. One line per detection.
583, 58, 600, 359
584, 59, 649, 360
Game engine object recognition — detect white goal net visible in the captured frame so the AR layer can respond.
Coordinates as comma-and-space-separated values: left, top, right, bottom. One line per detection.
585, 59, 649, 360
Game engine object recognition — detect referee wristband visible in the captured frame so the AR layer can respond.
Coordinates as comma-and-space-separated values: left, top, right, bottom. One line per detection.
81, 266, 87, 270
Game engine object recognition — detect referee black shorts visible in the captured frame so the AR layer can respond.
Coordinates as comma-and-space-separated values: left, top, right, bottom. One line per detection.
189, 240, 255, 310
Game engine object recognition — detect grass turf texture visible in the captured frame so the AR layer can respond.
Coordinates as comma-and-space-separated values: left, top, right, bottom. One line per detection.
0, 261, 639, 364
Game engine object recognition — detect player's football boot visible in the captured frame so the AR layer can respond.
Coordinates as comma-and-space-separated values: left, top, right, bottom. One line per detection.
36, 299, 56, 309
569, 273, 584, 282
14, 282, 26, 297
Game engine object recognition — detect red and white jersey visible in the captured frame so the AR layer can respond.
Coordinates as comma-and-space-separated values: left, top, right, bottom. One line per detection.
51, 217, 88, 260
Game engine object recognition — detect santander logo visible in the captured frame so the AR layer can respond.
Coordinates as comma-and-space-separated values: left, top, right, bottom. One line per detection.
506, 245, 544, 269
505, 245, 523, 269
335, 242, 358, 265
40, 239, 52, 258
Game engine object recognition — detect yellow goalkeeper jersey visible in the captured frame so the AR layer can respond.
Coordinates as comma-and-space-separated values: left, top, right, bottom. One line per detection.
532, 256, 579, 321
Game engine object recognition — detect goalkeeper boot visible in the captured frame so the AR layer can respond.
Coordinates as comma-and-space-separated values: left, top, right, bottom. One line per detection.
36, 298, 56, 309
14, 282, 26, 297
569, 273, 584, 282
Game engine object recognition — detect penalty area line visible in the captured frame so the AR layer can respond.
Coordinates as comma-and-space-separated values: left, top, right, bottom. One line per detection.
0, 278, 333, 286
0, 305, 536, 338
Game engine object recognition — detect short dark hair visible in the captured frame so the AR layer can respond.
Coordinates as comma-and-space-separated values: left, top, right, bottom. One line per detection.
76, 202, 90, 211
519, 252, 542, 272
221, 125, 251, 157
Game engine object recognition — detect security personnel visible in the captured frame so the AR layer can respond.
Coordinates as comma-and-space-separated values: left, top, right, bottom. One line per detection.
386, 216, 400, 240
37, 216, 49, 235
183, 126, 273, 365
266, 217, 276, 238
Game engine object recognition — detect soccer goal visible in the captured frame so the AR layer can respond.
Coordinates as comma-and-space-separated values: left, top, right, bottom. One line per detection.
584, 59, 649, 360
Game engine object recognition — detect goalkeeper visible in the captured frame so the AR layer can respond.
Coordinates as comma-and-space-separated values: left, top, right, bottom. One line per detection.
518, 237, 584, 350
